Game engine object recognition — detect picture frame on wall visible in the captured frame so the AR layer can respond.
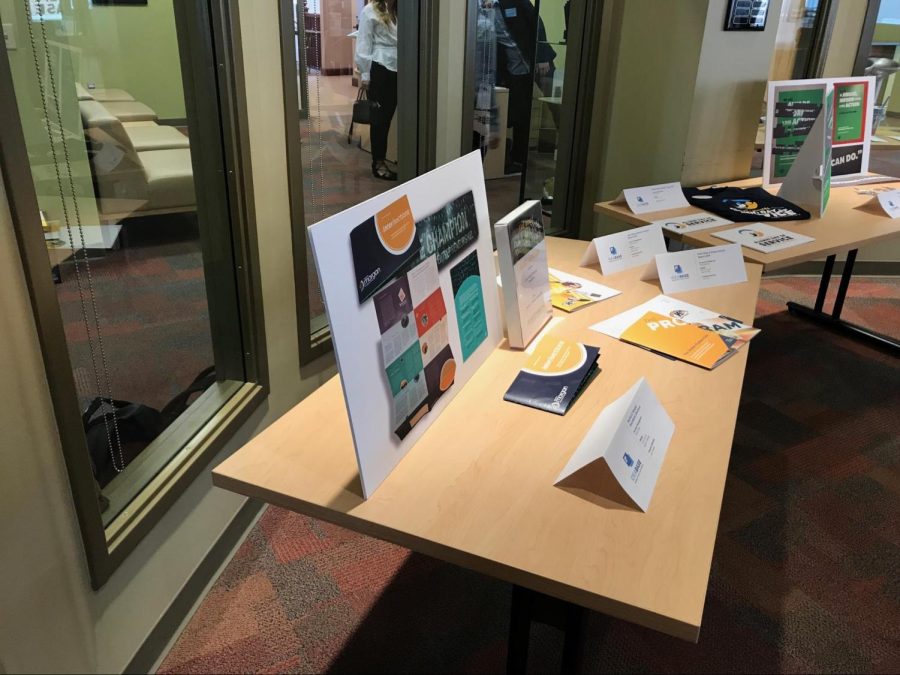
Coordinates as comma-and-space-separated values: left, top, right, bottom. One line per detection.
91, 0, 149, 6
724, 0, 769, 31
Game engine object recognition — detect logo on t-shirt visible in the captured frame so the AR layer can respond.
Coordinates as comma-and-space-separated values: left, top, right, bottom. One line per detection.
722, 198, 803, 220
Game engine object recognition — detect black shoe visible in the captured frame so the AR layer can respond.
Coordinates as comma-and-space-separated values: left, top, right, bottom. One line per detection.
372, 163, 398, 181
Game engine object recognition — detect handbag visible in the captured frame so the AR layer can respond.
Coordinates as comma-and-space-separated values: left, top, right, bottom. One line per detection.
348, 87, 374, 143
83, 397, 162, 488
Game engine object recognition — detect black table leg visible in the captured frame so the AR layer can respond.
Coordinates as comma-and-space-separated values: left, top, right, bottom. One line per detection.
506, 585, 586, 674
786, 249, 900, 355
507, 585, 532, 675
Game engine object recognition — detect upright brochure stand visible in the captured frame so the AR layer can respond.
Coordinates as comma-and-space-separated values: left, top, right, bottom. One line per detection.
764, 77, 875, 201
495, 200, 552, 349
765, 80, 834, 216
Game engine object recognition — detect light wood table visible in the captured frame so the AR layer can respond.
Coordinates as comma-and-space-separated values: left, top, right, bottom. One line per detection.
595, 179, 900, 353
213, 237, 763, 667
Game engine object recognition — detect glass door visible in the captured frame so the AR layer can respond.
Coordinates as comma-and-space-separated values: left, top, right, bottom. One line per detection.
284, 0, 433, 360
464, 0, 602, 235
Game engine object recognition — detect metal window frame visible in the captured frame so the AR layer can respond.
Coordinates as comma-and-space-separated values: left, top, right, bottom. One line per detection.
548, 0, 604, 237
802, 0, 839, 78
853, 0, 882, 76
282, 0, 439, 365
0, 0, 268, 589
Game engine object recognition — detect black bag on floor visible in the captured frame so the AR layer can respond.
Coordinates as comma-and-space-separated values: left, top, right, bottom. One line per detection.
84, 397, 163, 488
160, 365, 217, 427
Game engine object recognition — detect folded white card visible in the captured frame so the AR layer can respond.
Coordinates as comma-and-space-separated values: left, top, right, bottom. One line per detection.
580, 223, 667, 274
875, 188, 900, 218
612, 182, 690, 215
555, 378, 674, 512
641, 244, 747, 294
653, 212, 732, 235
712, 223, 815, 252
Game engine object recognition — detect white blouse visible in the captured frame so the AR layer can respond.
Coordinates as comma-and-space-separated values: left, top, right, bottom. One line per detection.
355, 4, 398, 83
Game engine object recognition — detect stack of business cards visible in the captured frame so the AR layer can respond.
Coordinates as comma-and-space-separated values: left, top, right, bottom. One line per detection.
504, 335, 600, 415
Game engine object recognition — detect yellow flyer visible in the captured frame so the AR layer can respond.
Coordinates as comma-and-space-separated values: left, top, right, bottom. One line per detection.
548, 268, 620, 313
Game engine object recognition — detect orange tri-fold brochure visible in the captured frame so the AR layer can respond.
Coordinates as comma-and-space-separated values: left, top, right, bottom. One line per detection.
620, 310, 733, 369
590, 294, 760, 370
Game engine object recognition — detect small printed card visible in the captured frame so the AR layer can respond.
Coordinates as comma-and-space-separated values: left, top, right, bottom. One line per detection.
641, 244, 747, 294
555, 378, 674, 512
548, 267, 621, 312
875, 188, 900, 218
612, 182, 690, 215
712, 223, 814, 252
580, 223, 667, 274
653, 211, 733, 235
504, 335, 600, 415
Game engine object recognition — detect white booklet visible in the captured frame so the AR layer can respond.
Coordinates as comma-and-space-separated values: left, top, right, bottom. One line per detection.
495, 201, 553, 349
555, 378, 674, 512
653, 211, 732, 235
712, 223, 814, 252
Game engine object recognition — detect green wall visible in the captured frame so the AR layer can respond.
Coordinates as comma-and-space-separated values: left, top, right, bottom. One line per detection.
0, 0, 187, 225
66, 0, 186, 120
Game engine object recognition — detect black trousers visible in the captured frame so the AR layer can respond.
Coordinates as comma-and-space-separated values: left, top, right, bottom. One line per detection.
369, 61, 397, 164
505, 73, 533, 164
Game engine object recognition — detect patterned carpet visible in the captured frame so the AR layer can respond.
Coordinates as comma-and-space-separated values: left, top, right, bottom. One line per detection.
158, 276, 900, 674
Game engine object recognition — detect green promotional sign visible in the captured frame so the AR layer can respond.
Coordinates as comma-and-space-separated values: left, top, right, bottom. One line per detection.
774, 88, 824, 178
823, 89, 833, 211
834, 83, 865, 143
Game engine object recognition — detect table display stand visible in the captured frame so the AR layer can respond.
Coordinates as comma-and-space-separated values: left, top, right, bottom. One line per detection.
507, 585, 596, 674
786, 249, 900, 354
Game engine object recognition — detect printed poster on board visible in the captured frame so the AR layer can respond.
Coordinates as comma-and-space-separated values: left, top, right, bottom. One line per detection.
309, 152, 502, 498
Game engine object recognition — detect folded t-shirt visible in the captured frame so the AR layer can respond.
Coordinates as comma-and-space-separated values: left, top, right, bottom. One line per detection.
682, 186, 811, 222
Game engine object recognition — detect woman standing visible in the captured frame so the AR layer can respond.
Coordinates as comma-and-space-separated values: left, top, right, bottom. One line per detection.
356, 0, 398, 181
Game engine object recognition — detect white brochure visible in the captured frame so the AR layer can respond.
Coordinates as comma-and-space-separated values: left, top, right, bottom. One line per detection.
875, 188, 900, 218
612, 182, 690, 215
712, 223, 815, 253
641, 244, 747, 294
555, 378, 674, 512
653, 211, 732, 235
580, 223, 667, 274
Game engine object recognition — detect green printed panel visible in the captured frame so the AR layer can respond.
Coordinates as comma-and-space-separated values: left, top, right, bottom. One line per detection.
835, 83, 865, 143
450, 250, 488, 362
385, 341, 424, 396
775, 87, 824, 178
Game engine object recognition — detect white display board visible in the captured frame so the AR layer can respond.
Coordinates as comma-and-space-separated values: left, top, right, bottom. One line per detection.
308, 152, 502, 497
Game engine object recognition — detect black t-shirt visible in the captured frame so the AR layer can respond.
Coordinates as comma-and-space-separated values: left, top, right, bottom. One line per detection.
683, 186, 811, 222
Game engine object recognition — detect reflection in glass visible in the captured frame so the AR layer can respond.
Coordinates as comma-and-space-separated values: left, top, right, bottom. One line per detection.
860, 1, 900, 176
8, 0, 221, 521
294, 0, 401, 334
